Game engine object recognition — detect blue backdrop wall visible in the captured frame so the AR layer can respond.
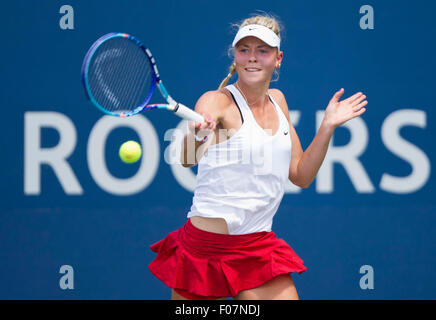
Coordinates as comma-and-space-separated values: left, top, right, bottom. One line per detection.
0, 0, 434, 299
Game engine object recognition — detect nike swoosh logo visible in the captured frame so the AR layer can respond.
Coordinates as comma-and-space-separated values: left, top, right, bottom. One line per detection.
248, 27, 259, 31
284, 131, 289, 135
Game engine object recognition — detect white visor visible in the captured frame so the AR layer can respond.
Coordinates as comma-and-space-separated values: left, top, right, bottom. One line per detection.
232, 24, 280, 50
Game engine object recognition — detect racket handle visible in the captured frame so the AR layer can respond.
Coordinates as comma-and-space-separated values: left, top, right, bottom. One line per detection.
173, 103, 205, 123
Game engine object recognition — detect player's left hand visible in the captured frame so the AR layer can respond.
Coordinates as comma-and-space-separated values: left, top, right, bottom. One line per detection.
323, 88, 368, 129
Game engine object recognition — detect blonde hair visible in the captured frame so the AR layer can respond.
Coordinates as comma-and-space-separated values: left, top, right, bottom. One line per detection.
218, 13, 283, 89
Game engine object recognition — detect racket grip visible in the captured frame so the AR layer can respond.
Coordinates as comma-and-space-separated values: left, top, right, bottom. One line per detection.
173, 103, 205, 123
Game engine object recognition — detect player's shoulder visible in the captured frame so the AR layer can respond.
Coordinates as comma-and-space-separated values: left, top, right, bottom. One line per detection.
198, 89, 233, 104
268, 88, 286, 103
195, 89, 233, 113
269, 87, 289, 110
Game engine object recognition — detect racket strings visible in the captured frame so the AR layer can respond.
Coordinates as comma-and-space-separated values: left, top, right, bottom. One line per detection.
128, 46, 151, 110
121, 42, 141, 111
123, 40, 147, 111
87, 37, 154, 115
89, 47, 123, 110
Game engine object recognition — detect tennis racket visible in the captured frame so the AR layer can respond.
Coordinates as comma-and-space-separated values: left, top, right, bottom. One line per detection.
81, 32, 204, 122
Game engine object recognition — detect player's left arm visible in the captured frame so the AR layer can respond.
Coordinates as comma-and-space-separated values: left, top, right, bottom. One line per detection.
270, 88, 367, 189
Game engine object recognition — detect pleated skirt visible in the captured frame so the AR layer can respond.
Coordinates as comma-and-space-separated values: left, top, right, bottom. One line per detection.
148, 218, 307, 299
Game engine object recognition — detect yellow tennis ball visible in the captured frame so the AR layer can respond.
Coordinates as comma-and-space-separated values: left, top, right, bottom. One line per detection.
119, 140, 142, 163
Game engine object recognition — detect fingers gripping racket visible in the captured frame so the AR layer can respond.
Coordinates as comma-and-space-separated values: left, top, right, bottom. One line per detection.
81, 32, 204, 122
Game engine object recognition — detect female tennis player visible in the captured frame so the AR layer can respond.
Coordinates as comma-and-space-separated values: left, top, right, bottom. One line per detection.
149, 14, 367, 300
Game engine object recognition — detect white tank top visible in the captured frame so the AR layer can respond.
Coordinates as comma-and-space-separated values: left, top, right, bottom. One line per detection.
187, 84, 292, 234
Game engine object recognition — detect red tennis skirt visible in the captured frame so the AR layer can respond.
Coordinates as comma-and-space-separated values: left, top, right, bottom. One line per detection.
148, 218, 307, 299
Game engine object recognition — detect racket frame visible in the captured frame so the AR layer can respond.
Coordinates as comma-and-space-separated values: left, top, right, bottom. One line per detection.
81, 32, 179, 118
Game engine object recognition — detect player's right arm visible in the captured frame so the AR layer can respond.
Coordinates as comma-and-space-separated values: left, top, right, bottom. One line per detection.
180, 90, 229, 167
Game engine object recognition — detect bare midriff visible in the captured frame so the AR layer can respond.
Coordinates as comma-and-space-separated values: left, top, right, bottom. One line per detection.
189, 216, 230, 234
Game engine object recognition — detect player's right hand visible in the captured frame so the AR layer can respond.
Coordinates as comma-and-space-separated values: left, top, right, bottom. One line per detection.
189, 112, 217, 135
